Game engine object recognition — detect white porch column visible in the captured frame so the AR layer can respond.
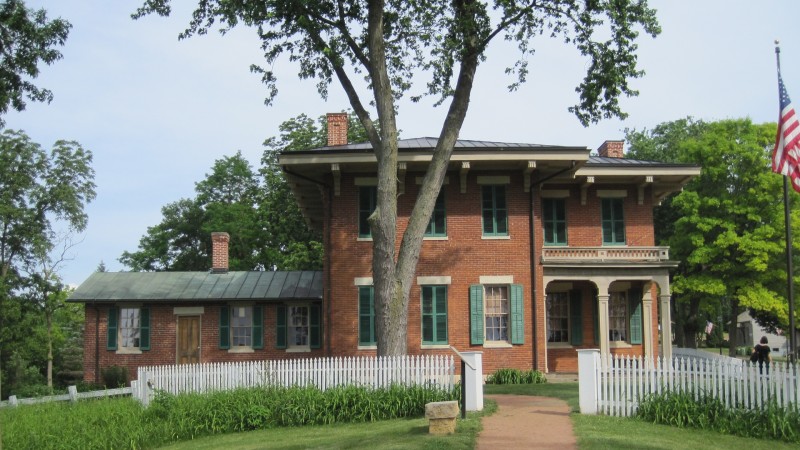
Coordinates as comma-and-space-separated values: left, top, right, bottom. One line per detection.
659, 294, 673, 359
642, 289, 654, 359
598, 294, 610, 358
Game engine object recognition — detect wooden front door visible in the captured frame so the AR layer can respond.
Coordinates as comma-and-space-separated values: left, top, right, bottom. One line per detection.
177, 316, 200, 364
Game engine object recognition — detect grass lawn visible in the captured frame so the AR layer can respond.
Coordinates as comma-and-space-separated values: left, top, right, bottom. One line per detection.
159, 401, 495, 450
485, 382, 798, 450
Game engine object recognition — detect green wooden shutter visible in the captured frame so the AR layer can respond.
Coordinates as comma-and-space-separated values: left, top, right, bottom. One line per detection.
510, 284, 524, 344
629, 289, 643, 344
276, 305, 287, 349
569, 290, 583, 346
593, 289, 599, 345
470, 285, 484, 345
310, 304, 322, 349
219, 306, 230, 349
252, 305, 264, 349
107, 306, 118, 350
140, 307, 150, 351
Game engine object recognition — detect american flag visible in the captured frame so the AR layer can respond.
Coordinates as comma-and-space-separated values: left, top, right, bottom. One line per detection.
773, 72, 800, 193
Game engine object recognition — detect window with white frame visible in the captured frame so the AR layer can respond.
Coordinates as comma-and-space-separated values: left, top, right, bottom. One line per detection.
484, 285, 509, 341
609, 291, 627, 341
288, 305, 309, 348
120, 307, 141, 349
231, 306, 253, 347
547, 292, 569, 343
421, 285, 448, 345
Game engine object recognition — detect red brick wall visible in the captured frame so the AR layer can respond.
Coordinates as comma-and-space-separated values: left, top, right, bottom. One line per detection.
83, 303, 325, 384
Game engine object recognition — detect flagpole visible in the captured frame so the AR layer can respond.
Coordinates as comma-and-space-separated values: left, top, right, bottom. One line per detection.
776, 41, 797, 364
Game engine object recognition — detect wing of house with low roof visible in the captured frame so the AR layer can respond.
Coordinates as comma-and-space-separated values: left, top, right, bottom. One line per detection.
279, 113, 700, 374
68, 232, 323, 384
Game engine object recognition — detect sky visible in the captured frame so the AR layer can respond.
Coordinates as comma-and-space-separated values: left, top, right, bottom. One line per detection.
4, 0, 800, 287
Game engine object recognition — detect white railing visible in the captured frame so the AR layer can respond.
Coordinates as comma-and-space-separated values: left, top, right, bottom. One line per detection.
578, 349, 800, 416
0, 385, 132, 408
541, 246, 670, 263
135, 355, 455, 406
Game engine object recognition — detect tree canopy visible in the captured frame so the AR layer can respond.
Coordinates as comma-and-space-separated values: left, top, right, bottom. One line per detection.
135, 0, 660, 355
0, 128, 95, 398
627, 118, 796, 352
0, 0, 71, 127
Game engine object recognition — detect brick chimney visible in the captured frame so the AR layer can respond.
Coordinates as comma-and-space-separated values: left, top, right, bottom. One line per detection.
597, 140, 625, 158
327, 112, 348, 147
211, 232, 230, 273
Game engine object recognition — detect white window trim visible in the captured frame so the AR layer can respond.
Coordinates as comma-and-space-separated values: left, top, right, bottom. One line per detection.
423, 236, 449, 241
286, 303, 312, 351
483, 284, 511, 345
228, 347, 255, 354
481, 235, 511, 240
483, 341, 513, 349
117, 304, 143, 354
228, 304, 255, 351
354, 277, 373, 286
480, 275, 514, 284
417, 276, 451, 285
358, 344, 378, 351
547, 342, 574, 349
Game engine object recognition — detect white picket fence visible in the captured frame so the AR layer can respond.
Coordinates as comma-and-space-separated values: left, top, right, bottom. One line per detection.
577, 349, 800, 416
134, 355, 455, 406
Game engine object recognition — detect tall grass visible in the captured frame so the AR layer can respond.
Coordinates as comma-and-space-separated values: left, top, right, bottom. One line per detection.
1, 383, 455, 449
485, 368, 547, 385
636, 390, 800, 443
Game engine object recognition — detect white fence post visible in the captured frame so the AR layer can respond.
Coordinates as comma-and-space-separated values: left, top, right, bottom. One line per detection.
578, 349, 600, 414
461, 351, 483, 411
68, 385, 78, 403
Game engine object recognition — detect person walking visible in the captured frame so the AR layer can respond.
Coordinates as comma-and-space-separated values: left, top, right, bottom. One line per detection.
752, 336, 772, 375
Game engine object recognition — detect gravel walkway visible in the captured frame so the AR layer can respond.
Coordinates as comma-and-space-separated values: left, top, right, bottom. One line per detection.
476, 395, 577, 449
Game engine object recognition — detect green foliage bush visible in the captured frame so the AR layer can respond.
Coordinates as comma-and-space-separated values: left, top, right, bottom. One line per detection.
636, 390, 800, 443
485, 368, 547, 385
100, 365, 128, 388
1, 383, 455, 449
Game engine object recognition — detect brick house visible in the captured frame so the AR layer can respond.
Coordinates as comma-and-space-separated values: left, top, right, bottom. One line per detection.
69, 232, 324, 383
70, 114, 699, 382
279, 113, 700, 374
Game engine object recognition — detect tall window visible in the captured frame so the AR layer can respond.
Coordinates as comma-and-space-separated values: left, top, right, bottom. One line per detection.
358, 286, 376, 345
481, 185, 508, 236
484, 286, 509, 341
288, 306, 309, 348
424, 192, 447, 237
231, 306, 253, 347
359, 186, 377, 237
609, 292, 627, 341
120, 307, 141, 348
601, 198, 625, 245
546, 293, 569, 343
421, 286, 448, 345
543, 198, 567, 245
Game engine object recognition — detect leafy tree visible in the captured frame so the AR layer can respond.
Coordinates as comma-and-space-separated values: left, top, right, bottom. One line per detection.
0, 129, 95, 399
0, 0, 71, 127
628, 119, 792, 354
135, 0, 660, 355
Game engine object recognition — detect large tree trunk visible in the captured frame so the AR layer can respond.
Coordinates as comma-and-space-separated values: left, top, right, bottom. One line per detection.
727, 299, 741, 357
364, 0, 482, 356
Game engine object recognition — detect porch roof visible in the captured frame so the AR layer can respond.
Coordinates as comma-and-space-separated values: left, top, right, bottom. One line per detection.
67, 270, 323, 303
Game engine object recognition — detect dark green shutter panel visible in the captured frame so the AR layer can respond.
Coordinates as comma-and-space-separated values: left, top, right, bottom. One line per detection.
629, 289, 643, 344
276, 306, 287, 349
252, 305, 264, 349
569, 290, 583, 346
140, 307, 151, 351
593, 289, 599, 345
219, 306, 230, 349
107, 306, 118, 350
469, 285, 484, 345
310, 304, 322, 349
510, 284, 524, 344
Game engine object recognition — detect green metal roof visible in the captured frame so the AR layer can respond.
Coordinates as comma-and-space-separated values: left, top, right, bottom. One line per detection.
67, 270, 323, 303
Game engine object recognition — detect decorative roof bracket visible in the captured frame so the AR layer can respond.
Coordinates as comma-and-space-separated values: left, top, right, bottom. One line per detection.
523, 161, 537, 192
397, 162, 407, 195
460, 162, 470, 193
331, 163, 341, 196
638, 175, 653, 205
581, 176, 594, 205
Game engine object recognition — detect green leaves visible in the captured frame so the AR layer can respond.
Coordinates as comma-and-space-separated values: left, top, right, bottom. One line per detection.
0, 0, 72, 126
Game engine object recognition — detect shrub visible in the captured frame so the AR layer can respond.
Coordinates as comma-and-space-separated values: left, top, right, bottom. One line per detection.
485, 368, 546, 385
636, 390, 800, 443
100, 365, 128, 388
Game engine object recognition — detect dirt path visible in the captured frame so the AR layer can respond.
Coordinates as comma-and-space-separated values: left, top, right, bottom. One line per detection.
476, 395, 577, 449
